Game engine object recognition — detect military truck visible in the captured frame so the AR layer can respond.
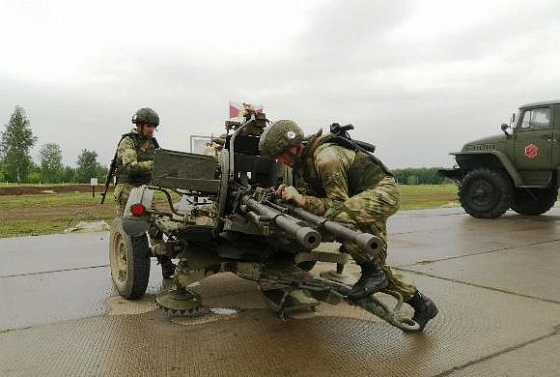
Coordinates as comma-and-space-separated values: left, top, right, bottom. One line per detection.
440, 100, 560, 218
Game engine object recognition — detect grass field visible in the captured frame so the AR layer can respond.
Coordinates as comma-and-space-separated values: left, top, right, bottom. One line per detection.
0, 184, 459, 238
398, 184, 459, 210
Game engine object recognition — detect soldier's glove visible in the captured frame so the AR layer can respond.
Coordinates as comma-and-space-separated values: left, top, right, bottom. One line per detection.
282, 186, 306, 207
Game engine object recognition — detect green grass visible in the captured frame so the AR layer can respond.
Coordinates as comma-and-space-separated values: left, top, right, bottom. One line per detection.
0, 192, 102, 210
0, 192, 115, 238
399, 184, 458, 210
0, 184, 460, 238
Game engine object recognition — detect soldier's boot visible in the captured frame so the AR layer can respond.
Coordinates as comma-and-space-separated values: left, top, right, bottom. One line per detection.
407, 290, 438, 331
262, 288, 320, 313
157, 256, 176, 279
347, 261, 388, 301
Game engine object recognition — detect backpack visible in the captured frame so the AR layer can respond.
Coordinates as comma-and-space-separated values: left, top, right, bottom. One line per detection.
326, 123, 392, 176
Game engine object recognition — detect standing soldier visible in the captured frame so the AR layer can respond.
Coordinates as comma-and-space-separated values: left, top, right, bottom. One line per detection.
258, 120, 438, 330
113, 107, 176, 279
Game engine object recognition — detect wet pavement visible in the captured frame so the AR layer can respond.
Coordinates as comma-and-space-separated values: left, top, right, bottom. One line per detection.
1, 206, 560, 376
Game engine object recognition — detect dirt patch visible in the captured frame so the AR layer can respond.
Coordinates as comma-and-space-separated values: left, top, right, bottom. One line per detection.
0, 185, 97, 195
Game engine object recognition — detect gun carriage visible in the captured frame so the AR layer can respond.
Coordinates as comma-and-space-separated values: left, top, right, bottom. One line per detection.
109, 111, 420, 332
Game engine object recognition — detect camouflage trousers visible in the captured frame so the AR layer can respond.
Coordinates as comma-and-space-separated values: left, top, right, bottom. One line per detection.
114, 183, 163, 252
327, 176, 417, 301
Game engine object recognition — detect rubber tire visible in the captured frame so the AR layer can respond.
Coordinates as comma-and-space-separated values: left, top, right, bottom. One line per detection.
459, 168, 512, 219
109, 217, 151, 299
511, 188, 558, 216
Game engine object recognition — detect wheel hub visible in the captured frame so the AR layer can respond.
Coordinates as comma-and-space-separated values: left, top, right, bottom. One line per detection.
114, 233, 128, 283
470, 181, 494, 207
110, 232, 129, 284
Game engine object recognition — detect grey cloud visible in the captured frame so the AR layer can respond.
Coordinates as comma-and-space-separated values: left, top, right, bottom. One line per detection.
2, 0, 560, 170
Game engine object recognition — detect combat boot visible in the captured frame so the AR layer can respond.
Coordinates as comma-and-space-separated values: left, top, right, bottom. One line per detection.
347, 261, 388, 301
407, 291, 438, 331
157, 256, 176, 279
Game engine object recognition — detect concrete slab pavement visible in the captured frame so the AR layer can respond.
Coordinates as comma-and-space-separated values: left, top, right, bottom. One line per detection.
1, 206, 559, 376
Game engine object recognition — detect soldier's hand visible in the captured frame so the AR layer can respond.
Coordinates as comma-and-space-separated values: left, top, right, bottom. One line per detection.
282, 186, 306, 207
275, 184, 287, 198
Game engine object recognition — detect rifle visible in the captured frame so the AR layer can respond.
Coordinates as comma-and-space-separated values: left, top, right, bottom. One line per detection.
100, 149, 118, 204
101, 132, 135, 204
329, 123, 376, 153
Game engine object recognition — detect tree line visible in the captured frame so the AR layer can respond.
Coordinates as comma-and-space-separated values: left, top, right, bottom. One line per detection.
0, 106, 451, 185
392, 168, 448, 185
0, 106, 108, 184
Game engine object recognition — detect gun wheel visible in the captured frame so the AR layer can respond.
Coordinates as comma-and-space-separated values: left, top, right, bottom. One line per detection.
109, 217, 151, 299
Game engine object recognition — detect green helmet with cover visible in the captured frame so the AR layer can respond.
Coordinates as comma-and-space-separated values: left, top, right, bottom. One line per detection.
132, 107, 160, 126
259, 120, 304, 158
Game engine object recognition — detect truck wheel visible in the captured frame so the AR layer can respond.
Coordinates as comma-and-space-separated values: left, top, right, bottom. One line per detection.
109, 217, 151, 299
459, 169, 512, 218
511, 188, 558, 216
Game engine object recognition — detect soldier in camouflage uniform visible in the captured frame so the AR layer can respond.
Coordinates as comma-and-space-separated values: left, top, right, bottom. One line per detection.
114, 107, 176, 279
259, 120, 438, 330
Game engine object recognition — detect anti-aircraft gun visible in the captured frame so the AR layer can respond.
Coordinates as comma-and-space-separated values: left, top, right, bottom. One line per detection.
108, 110, 421, 331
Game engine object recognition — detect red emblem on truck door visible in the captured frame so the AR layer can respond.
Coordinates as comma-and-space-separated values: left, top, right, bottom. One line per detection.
525, 143, 538, 159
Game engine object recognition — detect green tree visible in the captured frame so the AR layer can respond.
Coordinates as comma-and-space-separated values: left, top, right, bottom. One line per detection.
61, 166, 76, 183
0, 160, 5, 182
76, 149, 100, 182
0, 106, 37, 183
393, 167, 446, 185
96, 164, 109, 181
40, 143, 63, 183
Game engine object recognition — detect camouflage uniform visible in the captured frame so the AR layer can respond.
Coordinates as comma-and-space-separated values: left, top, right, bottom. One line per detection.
114, 128, 157, 214
295, 131, 417, 301
113, 128, 168, 257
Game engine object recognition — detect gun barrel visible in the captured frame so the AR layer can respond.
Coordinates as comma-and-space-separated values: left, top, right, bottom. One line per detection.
279, 203, 381, 255
243, 197, 321, 249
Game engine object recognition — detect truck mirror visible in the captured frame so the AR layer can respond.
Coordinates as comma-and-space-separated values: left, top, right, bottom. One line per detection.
501, 123, 510, 137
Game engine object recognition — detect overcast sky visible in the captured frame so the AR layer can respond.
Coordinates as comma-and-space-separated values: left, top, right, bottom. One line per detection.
1, 0, 560, 169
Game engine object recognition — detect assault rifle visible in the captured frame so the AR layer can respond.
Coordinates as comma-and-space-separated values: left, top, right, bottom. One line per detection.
100, 149, 118, 204
329, 123, 376, 153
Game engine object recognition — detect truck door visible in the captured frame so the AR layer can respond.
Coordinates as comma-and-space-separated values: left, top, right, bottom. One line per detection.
514, 106, 553, 171
553, 105, 560, 167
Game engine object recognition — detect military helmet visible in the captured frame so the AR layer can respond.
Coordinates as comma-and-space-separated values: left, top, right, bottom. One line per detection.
132, 108, 159, 126
259, 120, 304, 158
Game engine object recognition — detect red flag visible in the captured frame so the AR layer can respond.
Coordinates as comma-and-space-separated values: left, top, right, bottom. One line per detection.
229, 101, 243, 118
229, 101, 263, 118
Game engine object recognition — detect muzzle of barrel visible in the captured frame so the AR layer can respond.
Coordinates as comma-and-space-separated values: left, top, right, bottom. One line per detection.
295, 227, 322, 250
355, 233, 382, 255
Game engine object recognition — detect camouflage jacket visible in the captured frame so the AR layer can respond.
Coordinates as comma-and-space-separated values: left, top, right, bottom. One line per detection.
295, 131, 388, 215
116, 128, 159, 185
